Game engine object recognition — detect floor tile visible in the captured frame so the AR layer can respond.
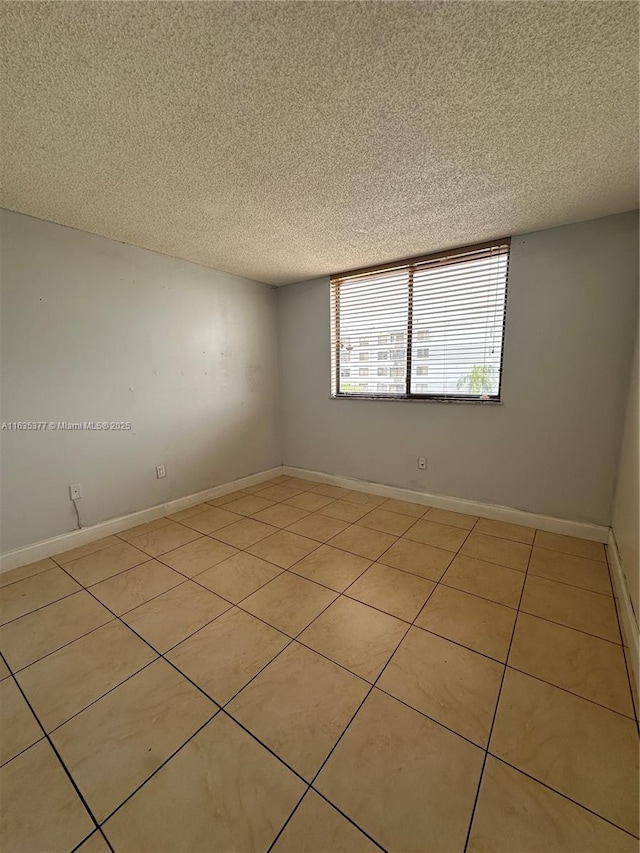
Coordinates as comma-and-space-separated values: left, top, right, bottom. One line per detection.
285, 492, 336, 511
423, 507, 477, 529
16, 621, 156, 731
529, 546, 612, 594
0, 590, 113, 671
89, 560, 183, 614
252, 503, 310, 528
116, 516, 172, 542
0, 557, 57, 589
75, 831, 112, 853
0, 677, 42, 765
228, 643, 368, 779
54, 535, 120, 566
356, 507, 416, 536
443, 555, 525, 607
51, 659, 215, 821
379, 627, 503, 746
468, 755, 638, 853
286, 512, 350, 543
377, 497, 426, 517
167, 608, 289, 704
403, 518, 469, 551
509, 612, 634, 716
285, 474, 317, 489
534, 531, 606, 562
272, 789, 379, 853
223, 494, 276, 516
180, 506, 243, 535
126, 521, 201, 557
157, 535, 238, 577
259, 484, 305, 502
289, 545, 371, 592
283, 477, 316, 490
122, 581, 230, 652
166, 502, 212, 522
298, 597, 407, 682
103, 713, 305, 853
460, 532, 531, 571
316, 689, 484, 852
342, 490, 387, 508
0, 740, 94, 852
311, 483, 352, 499
211, 517, 278, 549
521, 574, 620, 642
0, 657, 9, 680
241, 571, 337, 635
195, 551, 282, 602
247, 530, 320, 569
329, 525, 397, 561
416, 584, 516, 661
490, 668, 639, 835
473, 517, 535, 544
377, 537, 453, 581
64, 541, 149, 586
0, 567, 80, 625
347, 563, 435, 622
319, 499, 371, 523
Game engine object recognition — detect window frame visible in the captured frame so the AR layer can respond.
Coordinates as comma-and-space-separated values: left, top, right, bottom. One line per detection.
330, 238, 510, 404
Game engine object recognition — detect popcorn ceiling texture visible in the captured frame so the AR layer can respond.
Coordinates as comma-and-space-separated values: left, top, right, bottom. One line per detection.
1, 1, 638, 285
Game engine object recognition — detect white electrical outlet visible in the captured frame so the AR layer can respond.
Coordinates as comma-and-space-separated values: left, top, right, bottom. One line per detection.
156, 464, 166, 479
417, 456, 427, 470
69, 483, 82, 500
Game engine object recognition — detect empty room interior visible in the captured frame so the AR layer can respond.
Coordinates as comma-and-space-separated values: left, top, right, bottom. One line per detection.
0, 2, 639, 852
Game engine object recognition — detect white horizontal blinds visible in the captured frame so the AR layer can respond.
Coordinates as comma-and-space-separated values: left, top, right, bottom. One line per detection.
332, 269, 409, 395
411, 244, 509, 397
331, 239, 509, 399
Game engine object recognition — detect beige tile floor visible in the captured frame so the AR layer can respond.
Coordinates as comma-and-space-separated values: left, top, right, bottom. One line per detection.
0, 475, 638, 852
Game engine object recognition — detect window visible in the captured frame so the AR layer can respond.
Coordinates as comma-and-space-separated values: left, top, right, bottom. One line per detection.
377, 367, 387, 377
330, 238, 509, 400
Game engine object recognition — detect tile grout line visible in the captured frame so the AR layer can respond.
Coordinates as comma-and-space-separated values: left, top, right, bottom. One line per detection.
4, 490, 629, 849
219, 515, 428, 852
461, 535, 535, 852
603, 542, 639, 729
488, 754, 640, 840
43, 537, 360, 838
0, 648, 110, 850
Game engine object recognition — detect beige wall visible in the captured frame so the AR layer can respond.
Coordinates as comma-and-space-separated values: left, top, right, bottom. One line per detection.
278, 212, 639, 525
612, 331, 639, 624
0, 211, 281, 553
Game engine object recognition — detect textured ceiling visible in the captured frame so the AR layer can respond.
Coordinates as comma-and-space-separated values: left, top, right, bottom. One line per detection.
1, 2, 638, 285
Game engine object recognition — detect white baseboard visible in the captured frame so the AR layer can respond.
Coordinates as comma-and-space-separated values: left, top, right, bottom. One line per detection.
607, 530, 639, 708
0, 466, 284, 574
2, 463, 612, 576
283, 465, 610, 543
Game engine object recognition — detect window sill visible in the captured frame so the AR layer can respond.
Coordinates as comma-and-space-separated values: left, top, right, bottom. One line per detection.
329, 394, 503, 405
